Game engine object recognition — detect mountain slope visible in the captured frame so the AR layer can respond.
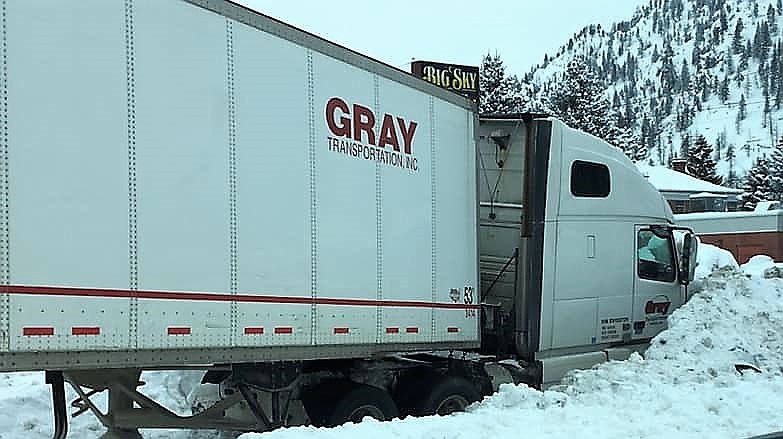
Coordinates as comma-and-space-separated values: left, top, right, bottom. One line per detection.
524, 0, 783, 188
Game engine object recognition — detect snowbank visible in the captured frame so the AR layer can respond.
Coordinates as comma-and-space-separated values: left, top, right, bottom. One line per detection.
694, 242, 739, 280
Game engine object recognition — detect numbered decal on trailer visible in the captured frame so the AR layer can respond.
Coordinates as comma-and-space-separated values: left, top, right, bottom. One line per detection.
464, 286, 476, 318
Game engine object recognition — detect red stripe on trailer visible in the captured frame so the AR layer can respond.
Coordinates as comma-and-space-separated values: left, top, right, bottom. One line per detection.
244, 327, 264, 335
72, 327, 100, 336
447, 327, 459, 333
23, 327, 54, 336
333, 327, 349, 334
167, 327, 191, 335
406, 327, 419, 334
6, 285, 481, 310
385, 327, 400, 334
274, 327, 293, 335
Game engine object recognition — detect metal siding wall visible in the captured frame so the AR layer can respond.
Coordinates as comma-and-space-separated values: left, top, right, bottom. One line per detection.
133, 0, 231, 348
434, 101, 478, 342
7, 1, 128, 288
376, 76, 433, 344
310, 51, 377, 344
6, 1, 131, 351
231, 22, 312, 347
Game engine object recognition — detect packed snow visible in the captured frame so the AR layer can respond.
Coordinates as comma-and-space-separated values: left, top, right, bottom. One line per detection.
2, 243, 782, 439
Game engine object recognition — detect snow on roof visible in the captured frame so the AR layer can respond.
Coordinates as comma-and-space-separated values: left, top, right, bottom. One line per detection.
688, 192, 727, 199
636, 164, 743, 195
754, 201, 781, 212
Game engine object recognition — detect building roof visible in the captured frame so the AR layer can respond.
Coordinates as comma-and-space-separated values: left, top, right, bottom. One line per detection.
636, 164, 743, 195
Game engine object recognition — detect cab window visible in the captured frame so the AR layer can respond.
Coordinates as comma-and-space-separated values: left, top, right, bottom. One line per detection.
571, 160, 610, 197
637, 230, 676, 282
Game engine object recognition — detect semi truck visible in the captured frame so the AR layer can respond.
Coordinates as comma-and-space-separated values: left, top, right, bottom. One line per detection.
0, 1, 698, 438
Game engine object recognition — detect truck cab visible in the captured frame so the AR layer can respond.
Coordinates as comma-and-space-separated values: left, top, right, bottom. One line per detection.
477, 115, 696, 386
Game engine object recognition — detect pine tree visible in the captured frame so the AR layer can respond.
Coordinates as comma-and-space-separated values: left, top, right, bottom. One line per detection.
679, 59, 690, 92
777, 66, 783, 108
659, 41, 676, 114
547, 58, 642, 161
738, 40, 750, 77
733, 18, 745, 53
716, 130, 727, 161
719, 75, 730, 103
763, 93, 771, 128
768, 138, 783, 200
771, 44, 780, 99
743, 156, 774, 209
679, 134, 690, 159
726, 143, 740, 188
479, 52, 524, 114
739, 94, 747, 120
623, 92, 636, 128
695, 21, 705, 46
687, 135, 723, 185
756, 21, 772, 60
726, 48, 735, 76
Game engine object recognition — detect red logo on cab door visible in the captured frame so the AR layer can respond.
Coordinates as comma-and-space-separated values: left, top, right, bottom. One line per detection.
645, 297, 671, 315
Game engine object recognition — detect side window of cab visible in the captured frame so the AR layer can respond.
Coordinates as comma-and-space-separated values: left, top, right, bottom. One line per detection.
571, 160, 610, 198
637, 230, 676, 282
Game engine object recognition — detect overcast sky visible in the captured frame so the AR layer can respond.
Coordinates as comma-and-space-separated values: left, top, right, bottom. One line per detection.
234, 1, 647, 76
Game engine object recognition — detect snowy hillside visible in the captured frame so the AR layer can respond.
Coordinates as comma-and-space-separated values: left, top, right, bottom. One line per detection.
2, 244, 783, 439
523, 0, 783, 187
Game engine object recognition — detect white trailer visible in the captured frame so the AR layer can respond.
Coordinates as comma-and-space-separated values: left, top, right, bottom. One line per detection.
0, 1, 698, 438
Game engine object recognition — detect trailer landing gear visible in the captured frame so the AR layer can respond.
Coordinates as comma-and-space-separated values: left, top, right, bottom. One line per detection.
60, 367, 290, 437
99, 370, 143, 439
46, 371, 68, 439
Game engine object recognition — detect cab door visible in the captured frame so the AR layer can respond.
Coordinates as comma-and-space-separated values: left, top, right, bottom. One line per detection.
631, 226, 684, 340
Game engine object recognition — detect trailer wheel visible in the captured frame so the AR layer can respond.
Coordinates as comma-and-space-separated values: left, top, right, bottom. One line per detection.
322, 384, 398, 427
415, 376, 480, 416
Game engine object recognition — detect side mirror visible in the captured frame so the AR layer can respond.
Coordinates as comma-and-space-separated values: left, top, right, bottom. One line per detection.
679, 233, 698, 285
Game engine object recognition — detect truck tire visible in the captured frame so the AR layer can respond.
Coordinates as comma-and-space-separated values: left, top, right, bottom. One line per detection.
304, 382, 399, 427
414, 376, 480, 416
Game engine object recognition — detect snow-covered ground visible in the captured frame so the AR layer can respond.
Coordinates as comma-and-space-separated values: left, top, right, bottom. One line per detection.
2, 244, 782, 439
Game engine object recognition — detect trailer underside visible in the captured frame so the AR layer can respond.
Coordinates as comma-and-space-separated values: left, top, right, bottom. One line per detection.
43, 351, 532, 439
